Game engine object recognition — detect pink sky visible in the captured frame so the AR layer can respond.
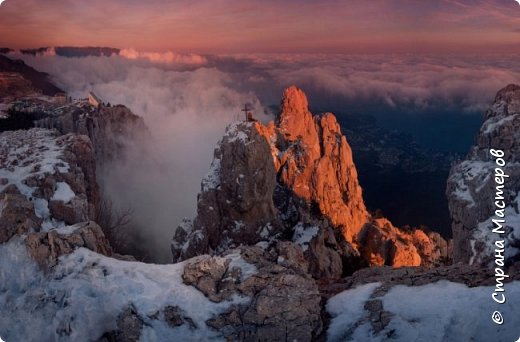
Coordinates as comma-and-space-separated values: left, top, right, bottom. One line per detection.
0, 0, 519, 53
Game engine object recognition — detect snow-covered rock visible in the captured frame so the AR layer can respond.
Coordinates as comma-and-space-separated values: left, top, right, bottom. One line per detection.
193, 245, 323, 341
0, 238, 248, 342
0, 128, 100, 233
324, 262, 520, 342
447, 84, 520, 265
33, 102, 149, 165
327, 280, 520, 342
0, 240, 324, 341
25, 221, 112, 270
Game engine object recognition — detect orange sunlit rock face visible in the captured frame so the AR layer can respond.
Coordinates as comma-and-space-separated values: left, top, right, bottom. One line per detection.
275, 86, 370, 243
256, 86, 448, 267
357, 218, 449, 267
172, 86, 449, 268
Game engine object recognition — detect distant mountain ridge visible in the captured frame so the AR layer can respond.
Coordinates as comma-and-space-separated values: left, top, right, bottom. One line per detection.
0, 54, 62, 95
19, 46, 120, 57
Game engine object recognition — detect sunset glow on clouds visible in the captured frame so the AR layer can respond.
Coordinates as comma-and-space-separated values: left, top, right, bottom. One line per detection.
119, 49, 207, 65
0, 0, 519, 53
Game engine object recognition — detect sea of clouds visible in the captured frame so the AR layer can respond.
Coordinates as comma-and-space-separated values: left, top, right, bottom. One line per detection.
9, 50, 520, 262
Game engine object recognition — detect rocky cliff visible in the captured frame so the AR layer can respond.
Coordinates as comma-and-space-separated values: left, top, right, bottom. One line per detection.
447, 84, 520, 265
33, 103, 149, 165
276, 87, 370, 243
0, 56, 148, 166
0, 128, 101, 230
172, 86, 449, 274
0, 127, 113, 268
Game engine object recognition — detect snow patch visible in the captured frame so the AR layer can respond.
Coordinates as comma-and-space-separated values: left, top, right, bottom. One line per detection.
225, 250, 258, 281
471, 198, 520, 266
258, 223, 273, 238
201, 156, 221, 192
382, 281, 520, 342
327, 282, 381, 342
51, 182, 75, 203
327, 281, 520, 341
232, 220, 245, 232
54, 223, 83, 235
0, 129, 71, 231
292, 223, 319, 251
482, 114, 518, 134
448, 160, 495, 208
0, 239, 248, 342
225, 121, 253, 144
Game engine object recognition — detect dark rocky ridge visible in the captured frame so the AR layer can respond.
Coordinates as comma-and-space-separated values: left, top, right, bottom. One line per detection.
19, 46, 120, 57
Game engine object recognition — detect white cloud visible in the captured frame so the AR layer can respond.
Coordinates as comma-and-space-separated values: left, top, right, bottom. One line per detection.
119, 48, 207, 65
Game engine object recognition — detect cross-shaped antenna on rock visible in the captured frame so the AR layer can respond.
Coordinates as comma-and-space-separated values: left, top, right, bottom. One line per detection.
241, 103, 251, 121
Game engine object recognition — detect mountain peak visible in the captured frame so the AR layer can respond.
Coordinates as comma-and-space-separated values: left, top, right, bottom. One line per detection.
486, 83, 520, 120
278, 86, 317, 144
172, 86, 449, 271
281, 85, 309, 115
495, 83, 520, 100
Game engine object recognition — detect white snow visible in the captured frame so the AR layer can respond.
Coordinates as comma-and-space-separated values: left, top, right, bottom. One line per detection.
225, 250, 258, 281
228, 130, 249, 143
232, 220, 245, 232
0, 129, 70, 231
0, 239, 249, 342
327, 280, 520, 342
258, 223, 273, 238
0, 129, 69, 193
54, 223, 83, 235
225, 121, 253, 144
201, 156, 221, 192
292, 223, 320, 251
482, 114, 518, 134
469, 239, 477, 265
51, 182, 76, 203
449, 160, 494, 207
470, 193, 520, 266
326, 282, 381, 342
33, 197, 50, 219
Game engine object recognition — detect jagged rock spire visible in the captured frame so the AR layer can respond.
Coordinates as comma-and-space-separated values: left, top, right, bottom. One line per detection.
172, 86, 449, 271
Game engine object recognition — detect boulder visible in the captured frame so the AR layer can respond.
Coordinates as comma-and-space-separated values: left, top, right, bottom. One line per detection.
25, 221, 112, 270
184, 246, 323, 341
0, 190, 42, 243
